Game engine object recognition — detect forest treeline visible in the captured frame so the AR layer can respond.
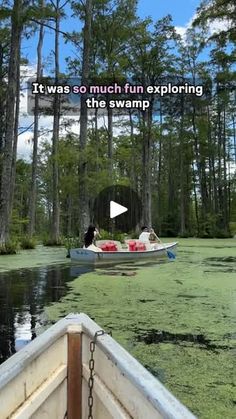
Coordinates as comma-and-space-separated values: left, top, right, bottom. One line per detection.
0, 0, 235, 252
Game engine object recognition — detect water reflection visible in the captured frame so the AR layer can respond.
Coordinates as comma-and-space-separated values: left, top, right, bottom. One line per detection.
0, 264, 92, 364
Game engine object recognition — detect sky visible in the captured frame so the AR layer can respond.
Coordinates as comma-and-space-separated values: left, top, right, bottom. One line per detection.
19, 0, 202, 159
23, 0, 201, 73
138, 0, 200, 27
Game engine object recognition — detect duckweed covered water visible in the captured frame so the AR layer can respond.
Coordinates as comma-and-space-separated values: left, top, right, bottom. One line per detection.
45, 238, 236, 419
0, 245, 67, 273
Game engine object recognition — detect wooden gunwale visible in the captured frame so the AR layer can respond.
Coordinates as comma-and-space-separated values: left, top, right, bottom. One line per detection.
0, 313, 196, 419
79, 314, 195, 419
67, 331, 82, 419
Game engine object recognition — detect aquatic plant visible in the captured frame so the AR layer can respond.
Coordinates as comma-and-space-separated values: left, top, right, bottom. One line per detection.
0, 240, 20, 255
20, 236, 37, 250
63, 236, 81, 251
45, 238, 236, 418
43, 237, 64, 246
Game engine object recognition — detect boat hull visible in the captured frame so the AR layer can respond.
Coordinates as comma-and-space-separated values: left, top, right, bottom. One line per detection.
0, 313, 195, 419
70, 242, 178, 265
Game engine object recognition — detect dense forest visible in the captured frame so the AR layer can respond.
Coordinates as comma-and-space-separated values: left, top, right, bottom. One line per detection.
0, 0, 235, 253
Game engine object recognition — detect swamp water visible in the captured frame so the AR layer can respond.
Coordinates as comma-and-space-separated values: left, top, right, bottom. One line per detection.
0, 240, 235, 418
0, 246, 92, 362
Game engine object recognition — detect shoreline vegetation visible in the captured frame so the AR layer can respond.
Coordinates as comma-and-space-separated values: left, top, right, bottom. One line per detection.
0, 231, 235, 255
0, 237, 235, 270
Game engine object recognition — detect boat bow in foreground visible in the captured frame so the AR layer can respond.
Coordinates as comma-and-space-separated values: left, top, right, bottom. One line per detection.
0, 313, 195, 419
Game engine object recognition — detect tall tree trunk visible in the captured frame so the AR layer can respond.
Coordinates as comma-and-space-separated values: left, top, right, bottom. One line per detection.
0, 44, 6, 153
217, 105, 223, 228
79, 0, 92, 241
192, 161, 200, 235
9, 47, 21, 214
51, 0, 60, 243
107, 105, 113, 178
0, 0, 22, 247
142, 107, 152, 226
66, 195, 72, 236
192, 106, 209, 228
157, 99, 163, 234
129, 110, 137, 191
222, 108, 229, 233
207, 106, 213, 212
27, 0, 44, 238
232, 115, 236, 164
211, 131, 218, 214
94, 105, 99, 172
179, 94, 186, 236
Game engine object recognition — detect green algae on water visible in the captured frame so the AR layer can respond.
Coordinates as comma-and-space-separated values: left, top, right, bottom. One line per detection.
0, 245, 67, 273
45, 238, 236, 419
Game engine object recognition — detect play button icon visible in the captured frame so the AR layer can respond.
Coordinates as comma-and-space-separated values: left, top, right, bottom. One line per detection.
93, 185, 141, 233
110, 201, 128, 219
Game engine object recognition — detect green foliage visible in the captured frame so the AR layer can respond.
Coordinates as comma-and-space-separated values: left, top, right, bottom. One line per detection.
160, 215, 180, 237
198, 214, 233, 239
1, 0, 235, 245
0, 8, 11, 20
0, 4, 56, 24
20, 236, 37, 250
63, 236, 81, 250
98, 229, 126, 243
10, 212, 29, 237
43, 237, 64, 247
229, 222, 236, 236
128, 231, 140, 239
23, 5, 56, 23
0, 240, 19, 255
194, 0, 236, 46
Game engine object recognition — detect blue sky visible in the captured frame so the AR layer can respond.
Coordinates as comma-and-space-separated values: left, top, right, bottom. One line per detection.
19, 0, 203, 157
138, 0, 200, 26
24, 0, 201, 74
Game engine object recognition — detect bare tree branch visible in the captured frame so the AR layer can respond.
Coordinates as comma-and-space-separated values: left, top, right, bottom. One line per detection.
59, 0, 70, 10
30, 18, 81, 47
18, 122, 34, 135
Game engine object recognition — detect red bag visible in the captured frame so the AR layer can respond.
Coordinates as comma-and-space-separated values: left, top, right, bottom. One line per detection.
136, 242, 146, 251
102, 241, 118, 252
101, 244, 108, 251
129, 241, 137, 252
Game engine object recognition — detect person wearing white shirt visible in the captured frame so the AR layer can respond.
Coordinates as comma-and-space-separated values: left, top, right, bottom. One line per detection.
139, 226, 161, 250
139, 226, 151, 243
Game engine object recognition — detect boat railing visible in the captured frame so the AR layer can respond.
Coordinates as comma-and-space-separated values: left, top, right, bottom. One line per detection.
0, 313, 196, 419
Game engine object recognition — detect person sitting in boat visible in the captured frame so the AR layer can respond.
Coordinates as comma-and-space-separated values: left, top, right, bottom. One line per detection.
83, 225, 102, 252
149, 228, 161, 243
139, 226, 161, 249
139, 226, 151, 244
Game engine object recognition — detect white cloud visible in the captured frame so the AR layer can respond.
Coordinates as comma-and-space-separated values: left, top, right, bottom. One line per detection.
208, 19, 231, 35
18, 65, 132, 160
175, 26, 188, 39
175, 11, 232, 41
18, 65, 81, 160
